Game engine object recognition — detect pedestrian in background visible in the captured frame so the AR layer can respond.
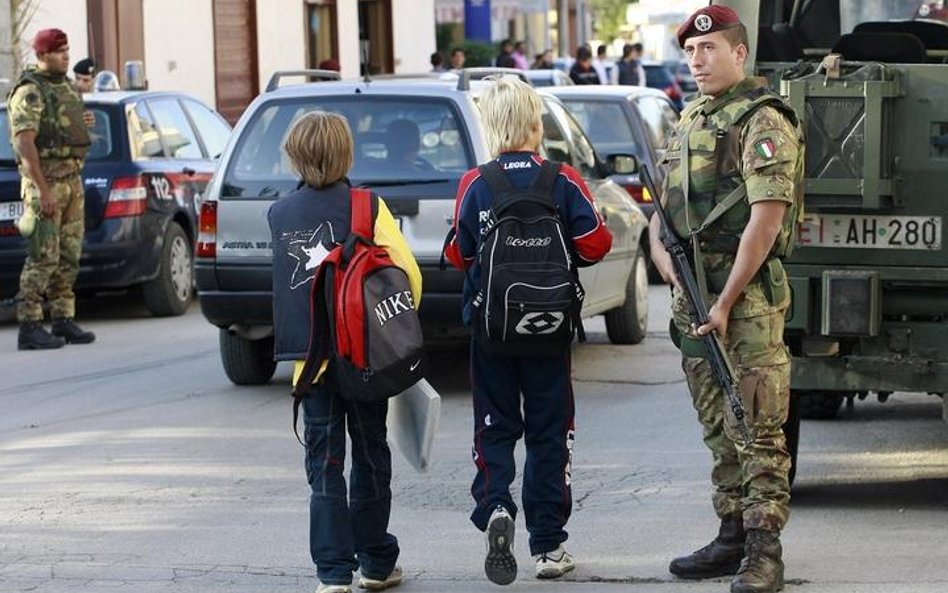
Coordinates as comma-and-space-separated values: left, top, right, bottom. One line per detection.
269, 111, 420, 593
592, 44, 613, 84
430, 51, 446, 72
569, 46, 600, 85
72, 57, 95, 93
532, 50, 554, 69
450, 47, 466, 71
496, 39, 516, 68
649, 6, 804, 593
617, 44, 640, 86
7, 28, 95, 350
632, 43, 647, 87
444, 78, 612, 586
512, 41, 530, 70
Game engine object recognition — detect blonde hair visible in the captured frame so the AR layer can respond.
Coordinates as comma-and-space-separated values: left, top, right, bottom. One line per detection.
478, 77, 543, 157
283, 111, 353, 188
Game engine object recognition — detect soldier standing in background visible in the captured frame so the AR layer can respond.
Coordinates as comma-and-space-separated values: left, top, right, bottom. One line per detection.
7, 28, 95, 350
649, 6, 804, 593
72, 57, 96, 93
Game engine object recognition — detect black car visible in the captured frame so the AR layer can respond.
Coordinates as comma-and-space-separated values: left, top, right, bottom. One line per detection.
0, 90, 231, 315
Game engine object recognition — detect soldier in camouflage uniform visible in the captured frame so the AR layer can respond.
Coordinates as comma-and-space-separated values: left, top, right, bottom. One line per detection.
7, 29, 95, 350
648, 7, 804, 593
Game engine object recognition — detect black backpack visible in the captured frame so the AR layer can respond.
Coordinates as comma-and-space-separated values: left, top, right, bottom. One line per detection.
472, 160, 584, 356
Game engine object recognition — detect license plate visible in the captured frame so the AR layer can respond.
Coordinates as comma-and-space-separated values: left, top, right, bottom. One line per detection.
796, 214, 942, 250
0, 201, 24, 222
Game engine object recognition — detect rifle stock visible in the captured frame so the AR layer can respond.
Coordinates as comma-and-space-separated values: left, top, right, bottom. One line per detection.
640, 164, 754, 446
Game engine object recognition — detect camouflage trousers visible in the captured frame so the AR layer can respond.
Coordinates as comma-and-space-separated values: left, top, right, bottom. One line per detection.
678, 305, 792, 533
16, 173, 85, 322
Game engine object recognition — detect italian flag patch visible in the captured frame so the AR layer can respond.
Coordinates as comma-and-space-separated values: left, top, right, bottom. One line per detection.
755, 138, 776, 159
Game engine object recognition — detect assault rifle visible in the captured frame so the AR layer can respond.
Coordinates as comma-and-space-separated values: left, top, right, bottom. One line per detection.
640, 164, 753, 446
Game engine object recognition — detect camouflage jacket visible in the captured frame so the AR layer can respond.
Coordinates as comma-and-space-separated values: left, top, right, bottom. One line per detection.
662, 76, 803, 307
7, 67, 90, 178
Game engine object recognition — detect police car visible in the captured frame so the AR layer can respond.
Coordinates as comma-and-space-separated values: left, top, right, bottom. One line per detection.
195, 69, 650, 385
0, 90, 231, 316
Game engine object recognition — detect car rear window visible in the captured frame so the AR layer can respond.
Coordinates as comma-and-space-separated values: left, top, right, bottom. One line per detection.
0, 106, 114, 165
222, 96, 474, 198
645, 66, 674, 87
561, 99, 639, 149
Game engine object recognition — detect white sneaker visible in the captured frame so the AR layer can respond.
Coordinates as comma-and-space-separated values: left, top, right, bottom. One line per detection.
358, 566, 403, 591
484, 505, 517, 585
316, 583, 351, 593
534, 545, 575, 579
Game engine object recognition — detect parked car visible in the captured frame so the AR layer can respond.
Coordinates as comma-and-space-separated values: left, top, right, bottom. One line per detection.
524, 69, 575, 87
195, 70, 650, 385
540, 85, 679, 282
664, 59, 698, 94
0, 90, 231, 316
643, 62, 685, 111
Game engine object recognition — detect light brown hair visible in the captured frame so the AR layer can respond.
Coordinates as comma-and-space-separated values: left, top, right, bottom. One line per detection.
283, 111, 353, 188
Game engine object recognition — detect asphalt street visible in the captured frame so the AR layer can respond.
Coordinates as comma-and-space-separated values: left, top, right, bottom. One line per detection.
0, 287, 946, 593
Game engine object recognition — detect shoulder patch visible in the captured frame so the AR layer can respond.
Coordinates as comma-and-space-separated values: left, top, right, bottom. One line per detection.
754, 138, 776, 160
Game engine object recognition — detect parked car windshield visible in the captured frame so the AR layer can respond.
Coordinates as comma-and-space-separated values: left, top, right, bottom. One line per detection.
0, 106, 114, 165
223, 96, 474, 198
560, 99, 641, 156
644, 65, 674, 88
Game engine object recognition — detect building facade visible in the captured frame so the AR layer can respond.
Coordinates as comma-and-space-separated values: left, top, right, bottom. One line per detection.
6, 0, 435, 123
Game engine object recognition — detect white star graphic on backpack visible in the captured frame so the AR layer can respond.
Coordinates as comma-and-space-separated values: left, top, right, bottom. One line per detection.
287, 223, 335, 289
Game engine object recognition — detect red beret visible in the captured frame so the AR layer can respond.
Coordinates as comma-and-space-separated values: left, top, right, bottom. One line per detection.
677, 5, 743, 48
32, 28, 69, 54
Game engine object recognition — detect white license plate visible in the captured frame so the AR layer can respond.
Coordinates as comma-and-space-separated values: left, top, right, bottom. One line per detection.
796, 214, 942, 250
0, 201, 24, 222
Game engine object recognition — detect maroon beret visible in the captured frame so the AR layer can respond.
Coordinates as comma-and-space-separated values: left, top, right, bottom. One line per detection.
32, 28, 69, 54
677, 5, 743, 48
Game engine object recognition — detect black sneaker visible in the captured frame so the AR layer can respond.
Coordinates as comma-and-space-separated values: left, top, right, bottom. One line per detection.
18, 322, 66, 350
51, 318, 96, 344
485, 505, 517, 585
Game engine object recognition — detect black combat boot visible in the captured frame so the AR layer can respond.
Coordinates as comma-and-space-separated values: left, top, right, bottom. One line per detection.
18, 321, 66, 350
51, 318, 96, 344
730, 529, 784, 593
669, 515, 745, 579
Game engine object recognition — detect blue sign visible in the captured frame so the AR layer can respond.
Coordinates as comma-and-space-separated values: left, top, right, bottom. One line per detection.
465, 0, 491, 43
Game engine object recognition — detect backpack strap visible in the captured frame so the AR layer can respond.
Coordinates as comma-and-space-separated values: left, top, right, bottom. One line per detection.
485, 159, 559, 215
531, 160, 561, 193
342, 188, 379, 263
478, 160, 513, 193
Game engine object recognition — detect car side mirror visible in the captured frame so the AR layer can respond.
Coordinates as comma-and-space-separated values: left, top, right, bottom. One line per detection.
606, 153, 639, 175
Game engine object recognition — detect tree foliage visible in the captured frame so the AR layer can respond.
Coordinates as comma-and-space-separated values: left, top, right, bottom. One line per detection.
590, 0, 637, 43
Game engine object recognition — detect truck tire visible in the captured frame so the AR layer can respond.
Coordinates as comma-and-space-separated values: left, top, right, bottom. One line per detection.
783, 390, 802, 486
799, 391, 845, 419
142, 222, 193, 317
219, 329, 276, 385
605, 248, 649, 345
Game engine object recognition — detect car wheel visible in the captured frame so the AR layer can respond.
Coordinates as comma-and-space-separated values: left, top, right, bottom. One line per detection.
605, 248, 649, 345
219, 329, 277, 385
799, 391, 846, 419
142, 222, 193, 316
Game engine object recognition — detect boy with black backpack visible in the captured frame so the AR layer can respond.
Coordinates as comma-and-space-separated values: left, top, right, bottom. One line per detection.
268, 111, 421, 593
443, 78, 612, 585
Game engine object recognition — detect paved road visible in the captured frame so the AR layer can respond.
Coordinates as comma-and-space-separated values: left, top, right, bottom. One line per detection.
0, 288, 946, 592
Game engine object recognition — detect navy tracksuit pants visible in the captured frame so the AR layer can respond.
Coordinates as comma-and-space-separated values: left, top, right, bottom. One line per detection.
469, 339, 575, 556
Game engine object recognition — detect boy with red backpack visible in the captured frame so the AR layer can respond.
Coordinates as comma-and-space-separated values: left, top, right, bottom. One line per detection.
268, 111, 421, 593
444, 78, 612, 585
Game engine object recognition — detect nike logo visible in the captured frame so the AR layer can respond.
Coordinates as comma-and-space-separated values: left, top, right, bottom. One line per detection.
409, 359, 421, 372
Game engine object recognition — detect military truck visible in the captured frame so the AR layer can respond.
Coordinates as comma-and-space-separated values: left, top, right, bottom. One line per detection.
710, 0, 948, 474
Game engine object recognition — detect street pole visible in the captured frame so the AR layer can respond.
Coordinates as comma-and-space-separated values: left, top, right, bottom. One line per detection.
557, 0, 568, 57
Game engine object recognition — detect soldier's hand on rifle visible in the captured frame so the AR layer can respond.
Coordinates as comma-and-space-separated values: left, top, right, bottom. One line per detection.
649, 214, 681, 290
697, 301, 730, 339
39, 189, 56, 218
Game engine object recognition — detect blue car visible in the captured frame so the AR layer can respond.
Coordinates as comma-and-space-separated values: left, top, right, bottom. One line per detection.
1, 90, 231, 316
